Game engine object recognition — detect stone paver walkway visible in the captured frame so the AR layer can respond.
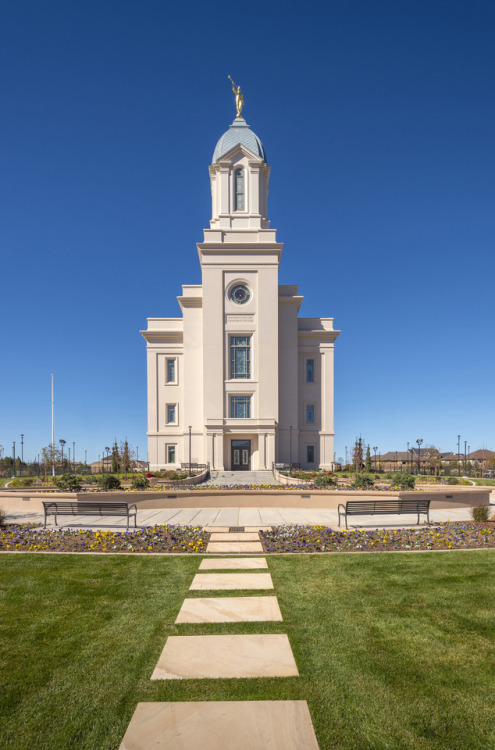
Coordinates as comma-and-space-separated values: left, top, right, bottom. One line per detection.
120, 528, 320, 748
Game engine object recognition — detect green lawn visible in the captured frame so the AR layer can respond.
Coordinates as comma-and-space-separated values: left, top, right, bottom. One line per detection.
1, 552, 494, 749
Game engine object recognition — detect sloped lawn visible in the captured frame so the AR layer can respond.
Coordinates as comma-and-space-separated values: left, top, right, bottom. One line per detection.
1, 551, 494, 749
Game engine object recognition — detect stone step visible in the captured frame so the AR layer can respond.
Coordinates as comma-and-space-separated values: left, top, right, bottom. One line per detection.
203, 470, 281, 486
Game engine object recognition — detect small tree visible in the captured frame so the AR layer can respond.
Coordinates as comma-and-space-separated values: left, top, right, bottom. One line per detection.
120, 440, 134, 477
111, 439, 120, 474
40, 444, 62, 479
352, 437, 364, 476
365, 445, 372, 473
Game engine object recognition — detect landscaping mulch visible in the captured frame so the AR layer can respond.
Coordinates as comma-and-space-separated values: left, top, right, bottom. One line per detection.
0, 524, 209, 553
259, 522, 495, 553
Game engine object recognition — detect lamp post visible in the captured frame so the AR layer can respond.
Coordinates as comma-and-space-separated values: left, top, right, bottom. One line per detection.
188, 426, 192, 477
464, 440, 467, 474
289, 426, 293, 476
73, 441, 75, 472
12, 441, 16, 477
373, 446, 378, 472
37, 453, 40, 477
416, 439, 423, 476
59, 439, 66, 475
457, 434, 461, 476
105, 446, 110, 474
20, 434, 24, 476
468, 445, 470, 476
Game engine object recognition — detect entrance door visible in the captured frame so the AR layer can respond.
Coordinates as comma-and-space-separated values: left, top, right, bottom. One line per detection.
231, 440, 251, 471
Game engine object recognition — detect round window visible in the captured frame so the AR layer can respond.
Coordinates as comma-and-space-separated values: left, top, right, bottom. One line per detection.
229, 284, 251, 305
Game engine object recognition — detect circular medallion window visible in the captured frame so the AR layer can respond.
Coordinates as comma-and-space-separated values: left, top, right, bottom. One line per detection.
229, 284, 251, 305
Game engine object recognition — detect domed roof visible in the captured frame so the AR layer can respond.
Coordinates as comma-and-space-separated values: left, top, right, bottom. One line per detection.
212, 118, 266, 164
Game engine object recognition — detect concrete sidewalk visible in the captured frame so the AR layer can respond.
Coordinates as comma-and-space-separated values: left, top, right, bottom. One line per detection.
5, 504, 482, 531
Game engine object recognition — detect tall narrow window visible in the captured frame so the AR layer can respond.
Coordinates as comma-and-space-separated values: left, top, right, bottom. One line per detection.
306, 404, 315, 424
231, 396, 251, 418
167, 445, 176, 463
306, 358, 315, 383
166, 358, 176, 383
307, 445, 315, 464
235, 168, 244, 210
166, 404, 176, 424
230, 336, 251, 379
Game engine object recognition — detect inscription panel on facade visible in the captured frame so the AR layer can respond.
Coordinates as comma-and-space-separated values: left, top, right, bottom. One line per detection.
226, 314, 255, 325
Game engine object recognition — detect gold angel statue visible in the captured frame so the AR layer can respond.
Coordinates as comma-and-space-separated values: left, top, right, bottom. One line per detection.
228, 76, 244, 119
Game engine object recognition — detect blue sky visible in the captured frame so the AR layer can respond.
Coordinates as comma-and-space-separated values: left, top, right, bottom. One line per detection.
1, 0, 494, 464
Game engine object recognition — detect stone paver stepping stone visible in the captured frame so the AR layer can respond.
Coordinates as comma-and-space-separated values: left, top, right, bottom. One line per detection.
204, 526, 231, 532
190, 572, 273, 590
206, 541, 264, 553
209, 532, 260, 541
176, 596, 282, 623
199, 557, 267, 570
119, 700, 319, 749
151, 634, 298, 679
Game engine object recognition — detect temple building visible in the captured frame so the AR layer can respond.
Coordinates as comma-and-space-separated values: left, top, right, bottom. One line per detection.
141, 104, 340, 472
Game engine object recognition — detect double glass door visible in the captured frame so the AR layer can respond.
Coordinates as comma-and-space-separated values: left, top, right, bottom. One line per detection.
231, 440, 251, 471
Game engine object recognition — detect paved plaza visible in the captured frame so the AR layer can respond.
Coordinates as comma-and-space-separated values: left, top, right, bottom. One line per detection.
5, 501, 487, 532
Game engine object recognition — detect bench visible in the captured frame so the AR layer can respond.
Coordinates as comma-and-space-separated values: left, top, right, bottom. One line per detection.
43, 501, 138, 528
338, 499, 430, 529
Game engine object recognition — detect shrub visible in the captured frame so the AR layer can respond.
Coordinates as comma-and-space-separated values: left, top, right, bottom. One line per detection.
447, 477, 459, 485
470, 505, 490, 523
395, 474, 416, 490
55, 474, 82, 492
83, 475, 98, 484
10, 477, 34, 488
314, 474, 336, 486
131, 474, 149, 489
0, 507, 6, 526
354, 474, 374, 489
96, 474, 121, 490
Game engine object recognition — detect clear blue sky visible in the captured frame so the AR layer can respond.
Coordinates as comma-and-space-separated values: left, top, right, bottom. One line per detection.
1, 0, 494, 464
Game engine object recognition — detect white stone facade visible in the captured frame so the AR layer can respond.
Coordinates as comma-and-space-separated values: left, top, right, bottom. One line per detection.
141, 117, 340, 472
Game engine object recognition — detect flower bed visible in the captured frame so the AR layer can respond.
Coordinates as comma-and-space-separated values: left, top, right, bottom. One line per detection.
0, 524, 209, 553
260, 522, 495, 553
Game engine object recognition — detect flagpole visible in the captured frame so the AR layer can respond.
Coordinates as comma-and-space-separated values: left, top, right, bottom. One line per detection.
51, 373, 55, 477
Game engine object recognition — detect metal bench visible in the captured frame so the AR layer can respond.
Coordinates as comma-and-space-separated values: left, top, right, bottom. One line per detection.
43, 501, 138, 529
338, 499, 431, 529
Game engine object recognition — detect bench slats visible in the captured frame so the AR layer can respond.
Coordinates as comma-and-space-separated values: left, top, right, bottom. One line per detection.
338, 499, 430, 529
43, 501, 137, 528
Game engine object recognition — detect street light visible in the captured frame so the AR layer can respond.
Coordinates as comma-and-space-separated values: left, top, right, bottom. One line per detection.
59, 439, 66, 475
188, 426, 192, 477
464, 440, 467, 474
416, 439, 423, 476
289, 426, 293, 476
73, 441, 75, 472
105, 446, 110, 474
20, 434, 24, 477
457, 434, 461, 476
373, 446, 378, 471
12, 441, 16, 477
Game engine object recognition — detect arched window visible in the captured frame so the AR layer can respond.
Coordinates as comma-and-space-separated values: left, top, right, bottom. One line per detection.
235, 168, 244, 210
